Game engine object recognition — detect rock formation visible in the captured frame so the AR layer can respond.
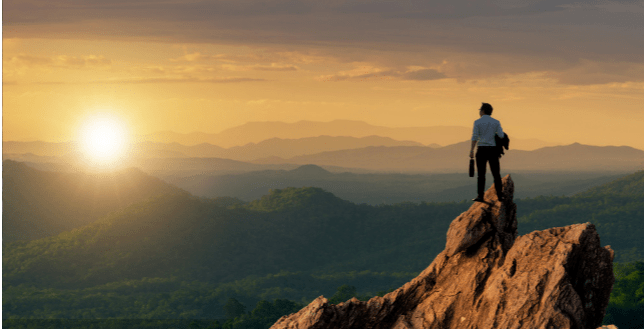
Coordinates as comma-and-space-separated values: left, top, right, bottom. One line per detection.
271, 175, 615, 329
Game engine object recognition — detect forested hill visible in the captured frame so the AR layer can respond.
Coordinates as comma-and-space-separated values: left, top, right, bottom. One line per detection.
577, 170, 644, 197
2, 160, 182, 242
244, 186, 354, 212
5, 170, 644, 288
516, 170, 644, 262
3, 187, 469, 290
3, 171, 644, 324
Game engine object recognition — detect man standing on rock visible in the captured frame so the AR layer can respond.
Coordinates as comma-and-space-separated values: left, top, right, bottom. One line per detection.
470, 103, 505, 202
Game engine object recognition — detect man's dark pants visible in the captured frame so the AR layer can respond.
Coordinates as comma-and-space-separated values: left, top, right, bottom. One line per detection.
476, 146, 503, 199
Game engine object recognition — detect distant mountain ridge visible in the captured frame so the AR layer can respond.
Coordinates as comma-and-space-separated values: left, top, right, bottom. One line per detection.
4, 135, 425, 162
5, 140, 642, 175
131, 135, 425, 161
3, 141, 75, 157
266, 142, 644, 173
168, 164, 627, 204
143, 120, 559, 150
143, 120, 471, 148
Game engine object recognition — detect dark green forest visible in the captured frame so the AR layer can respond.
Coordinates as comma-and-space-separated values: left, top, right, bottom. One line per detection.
515, 170, 644, 262
3, 163, 644, 328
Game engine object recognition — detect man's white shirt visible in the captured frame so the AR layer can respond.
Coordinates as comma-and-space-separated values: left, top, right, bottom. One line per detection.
472, 115, 504, 147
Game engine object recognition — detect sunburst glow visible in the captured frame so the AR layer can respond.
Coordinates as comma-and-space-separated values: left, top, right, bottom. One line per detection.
79, 115, 130, 167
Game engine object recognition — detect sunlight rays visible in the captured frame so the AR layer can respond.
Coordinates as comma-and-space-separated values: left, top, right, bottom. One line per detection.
78, 113, 131, 169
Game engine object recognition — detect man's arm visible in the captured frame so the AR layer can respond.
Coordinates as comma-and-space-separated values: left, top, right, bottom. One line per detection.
470, 140, 477, 158
470, 121, 479, 158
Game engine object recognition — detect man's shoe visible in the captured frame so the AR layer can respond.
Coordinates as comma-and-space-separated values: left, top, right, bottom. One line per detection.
472, 197, 485, 202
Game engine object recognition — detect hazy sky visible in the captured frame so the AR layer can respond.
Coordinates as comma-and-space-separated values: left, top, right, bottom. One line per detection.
3, 0, 644, 148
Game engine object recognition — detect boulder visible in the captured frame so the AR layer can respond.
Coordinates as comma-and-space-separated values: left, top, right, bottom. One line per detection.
271, 175, 615, 329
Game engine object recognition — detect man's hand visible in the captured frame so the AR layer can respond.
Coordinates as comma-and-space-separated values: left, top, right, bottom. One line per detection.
470, 140, 477, 158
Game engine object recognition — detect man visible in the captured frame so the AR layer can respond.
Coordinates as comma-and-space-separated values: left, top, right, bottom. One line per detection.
470, 103, 505, 202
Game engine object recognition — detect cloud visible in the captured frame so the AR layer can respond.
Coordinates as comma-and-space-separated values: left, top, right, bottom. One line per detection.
171, 51, 305, 70
222, 63, 298, 72
252, 63, 298, 71
6, 0, 640, 52
169, 51, 301, 72
4, 54, 111, 68
547, 59, 644, 85
56, 55, 111, 67
4, 0, 644, 85
317, 66, 447, 82
7, 76, 267, 85
402, 69, 447, 81
4, 55, 53, 66
94, 76, 267, 84
170, 52, 219, 62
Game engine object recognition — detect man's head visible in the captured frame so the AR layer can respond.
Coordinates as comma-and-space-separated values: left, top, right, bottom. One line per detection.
479, 103, 493, 116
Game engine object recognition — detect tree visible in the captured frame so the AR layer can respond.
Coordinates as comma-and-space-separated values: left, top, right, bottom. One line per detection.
224, 298, 246, 320
328, 285, 357, 304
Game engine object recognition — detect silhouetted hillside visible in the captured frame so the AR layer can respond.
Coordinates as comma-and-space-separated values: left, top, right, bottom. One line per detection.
280, 142, 644, 172
3, 187, 470, 290
2, 141, 74, 157
219, 136, 423, 161
131, 157, 300, 178
6, 140, 642, 177
2, 160, 182, 242
504, 143, 644, 172
142, 120, 471, 147
6, 136, 426, 164
170, 164, 625, 204
142, 121, 557, 150
577, 170, 644, 197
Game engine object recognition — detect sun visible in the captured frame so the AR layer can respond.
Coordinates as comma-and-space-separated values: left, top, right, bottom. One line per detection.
78, 114, 131, 167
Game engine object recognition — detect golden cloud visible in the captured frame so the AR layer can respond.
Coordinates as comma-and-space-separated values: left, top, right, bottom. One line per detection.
4, 54, 111, 68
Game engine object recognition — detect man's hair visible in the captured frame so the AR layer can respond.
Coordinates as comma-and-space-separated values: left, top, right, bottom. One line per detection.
480, 103, 493, 115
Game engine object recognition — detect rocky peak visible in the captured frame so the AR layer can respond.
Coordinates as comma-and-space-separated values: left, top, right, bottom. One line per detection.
271, 175, 615, 329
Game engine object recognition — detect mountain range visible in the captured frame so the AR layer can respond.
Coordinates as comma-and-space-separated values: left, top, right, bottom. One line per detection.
3, 135, 427, 161
168, 164, 625, 204
257, 142, 644, 173
143, 120, 473, 148
4, 120, 559, 158
5, 139, 643, 178
3, 159, 644, 324
141, 120, 559, 150
132, 135, 428, 161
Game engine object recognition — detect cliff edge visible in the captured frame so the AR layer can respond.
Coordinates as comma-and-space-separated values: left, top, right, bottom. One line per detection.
271, 175, 615, 329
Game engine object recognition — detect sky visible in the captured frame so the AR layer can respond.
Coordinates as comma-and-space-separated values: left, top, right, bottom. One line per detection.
3, 0, 644, 149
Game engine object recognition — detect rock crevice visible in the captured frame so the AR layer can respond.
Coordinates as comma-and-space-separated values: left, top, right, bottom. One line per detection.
271, 175, 614, 329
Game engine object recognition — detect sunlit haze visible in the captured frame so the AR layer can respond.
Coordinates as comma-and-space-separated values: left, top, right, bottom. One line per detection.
77, 114, 131, 167
3, 1, 644, 150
